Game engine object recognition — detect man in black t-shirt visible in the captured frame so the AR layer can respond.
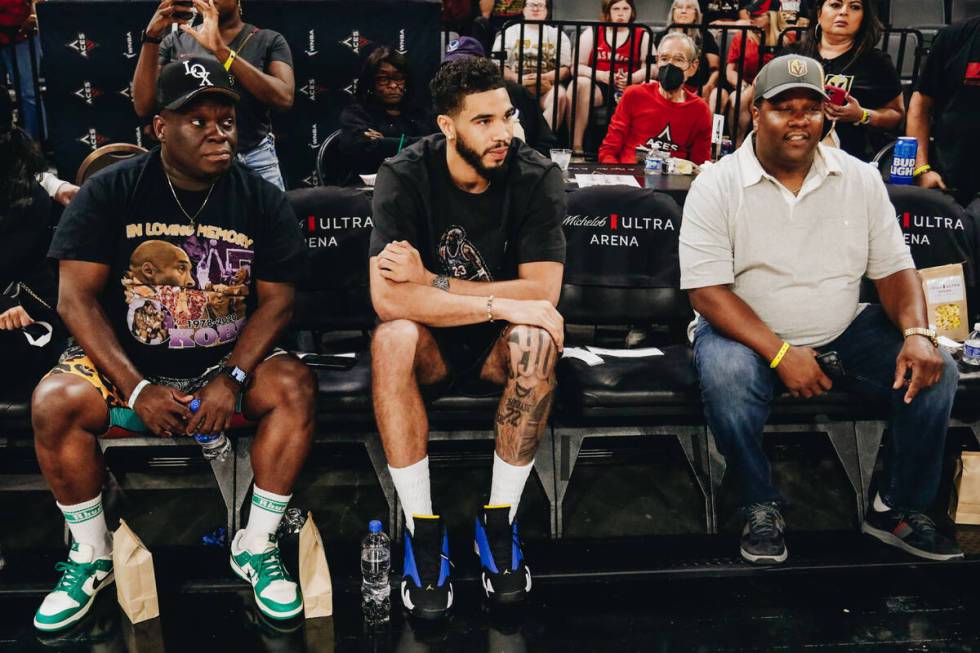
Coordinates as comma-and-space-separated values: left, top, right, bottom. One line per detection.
31, 58, 312, 633
369, 58, 565, 619
908, 16, 980, 205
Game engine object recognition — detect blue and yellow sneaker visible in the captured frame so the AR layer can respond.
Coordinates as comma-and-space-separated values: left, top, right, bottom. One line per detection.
401, 515, 453, 620
474, 505, 531, 605
230, 530, 304, 621
34, 542, 114, 632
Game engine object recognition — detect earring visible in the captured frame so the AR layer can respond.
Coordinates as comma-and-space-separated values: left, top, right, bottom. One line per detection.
238, 0, 243, 17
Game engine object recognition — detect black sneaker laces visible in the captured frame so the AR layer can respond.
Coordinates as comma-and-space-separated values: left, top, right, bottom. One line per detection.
746, 503, 782, 538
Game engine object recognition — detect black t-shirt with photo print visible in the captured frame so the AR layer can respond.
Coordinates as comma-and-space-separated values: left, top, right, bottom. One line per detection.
917, 16, 980, 203
48, 149, 305, 378
369, 134, 565, 284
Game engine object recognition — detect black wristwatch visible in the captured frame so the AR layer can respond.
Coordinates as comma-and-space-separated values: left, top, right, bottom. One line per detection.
221, 365, 251, 389
141, 29, 163, 45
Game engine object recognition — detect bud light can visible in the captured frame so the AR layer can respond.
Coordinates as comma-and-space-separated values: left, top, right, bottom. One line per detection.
890, 137, 918, 185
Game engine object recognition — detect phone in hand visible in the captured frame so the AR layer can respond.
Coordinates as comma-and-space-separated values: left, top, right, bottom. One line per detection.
816, 350, 846, 378
173, 0, 195, 21
824, 85, 849, 107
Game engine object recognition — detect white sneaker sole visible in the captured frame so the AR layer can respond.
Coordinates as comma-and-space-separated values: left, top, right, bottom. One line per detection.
34, 572, 115, 633
861, 522, 965, 562
740, 546, 788, 565
229, 557, 304, 620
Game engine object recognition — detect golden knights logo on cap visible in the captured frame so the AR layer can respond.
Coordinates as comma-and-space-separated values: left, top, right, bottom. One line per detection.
787, 58, 808, 77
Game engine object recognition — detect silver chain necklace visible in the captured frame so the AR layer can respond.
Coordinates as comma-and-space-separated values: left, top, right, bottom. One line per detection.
165, 171, 216, 226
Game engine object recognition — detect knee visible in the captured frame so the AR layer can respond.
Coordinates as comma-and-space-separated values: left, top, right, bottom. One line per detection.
695, 337, 768, 402
506, 324, 558, 381
31, 375, 96, 441
371, 319, 421, 362
936, 350, 959, 397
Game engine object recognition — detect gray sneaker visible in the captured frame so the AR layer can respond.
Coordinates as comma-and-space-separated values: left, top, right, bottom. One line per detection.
740, 502, 787, 565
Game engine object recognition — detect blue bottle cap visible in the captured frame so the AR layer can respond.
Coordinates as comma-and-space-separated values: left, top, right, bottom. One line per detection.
189, 398, 201, 413
368, 520, 383, 533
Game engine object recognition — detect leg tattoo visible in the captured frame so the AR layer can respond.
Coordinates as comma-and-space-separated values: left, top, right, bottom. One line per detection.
495, 327, 558, 465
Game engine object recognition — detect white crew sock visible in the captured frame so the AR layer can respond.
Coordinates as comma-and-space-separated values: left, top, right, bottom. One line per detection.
489, 452, 534, 523
58, 494, 111, 558
243, 486, 291, 552
388, 457, 433, 535
873, 492, 892, 513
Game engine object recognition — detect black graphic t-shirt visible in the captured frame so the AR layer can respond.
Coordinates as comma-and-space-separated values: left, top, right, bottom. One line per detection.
48, 150, 306, 378
917, 16, 980, 203
369, 134, 565, 283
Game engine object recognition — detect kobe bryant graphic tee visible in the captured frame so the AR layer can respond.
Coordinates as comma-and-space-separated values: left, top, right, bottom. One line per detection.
49, 149, 305, 378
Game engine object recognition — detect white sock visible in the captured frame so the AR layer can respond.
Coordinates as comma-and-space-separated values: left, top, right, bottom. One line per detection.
873, 492, 891, 513
388, 457, 433, 535
243, 486, 291, 552
58, 494, 111, 558
489, 452, 534, 523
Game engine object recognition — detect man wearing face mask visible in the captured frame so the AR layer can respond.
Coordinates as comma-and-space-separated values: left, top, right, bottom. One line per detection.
599, 33, 712, 164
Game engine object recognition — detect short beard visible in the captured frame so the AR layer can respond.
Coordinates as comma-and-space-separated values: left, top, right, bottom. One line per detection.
455, 131, 509, 184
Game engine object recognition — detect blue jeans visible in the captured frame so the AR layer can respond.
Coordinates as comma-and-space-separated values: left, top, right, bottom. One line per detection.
237, 134, 284, 190
1, 36, 46, 140
693, 305, 958, 513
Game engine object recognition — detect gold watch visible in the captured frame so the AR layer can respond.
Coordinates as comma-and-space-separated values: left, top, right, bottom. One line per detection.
903, 327, 938, 348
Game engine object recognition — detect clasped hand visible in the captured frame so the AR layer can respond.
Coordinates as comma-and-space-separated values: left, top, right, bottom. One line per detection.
377, 241, 430, 285
133, 376, 236, 437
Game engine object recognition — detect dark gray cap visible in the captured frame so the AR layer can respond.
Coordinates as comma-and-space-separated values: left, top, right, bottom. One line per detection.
753, 54, 828, 104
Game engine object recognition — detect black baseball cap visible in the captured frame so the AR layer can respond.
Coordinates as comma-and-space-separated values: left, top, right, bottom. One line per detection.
157, 57, 240, 112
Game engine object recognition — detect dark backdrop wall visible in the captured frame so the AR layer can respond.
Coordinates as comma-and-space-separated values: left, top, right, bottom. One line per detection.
37, 0, 442, 189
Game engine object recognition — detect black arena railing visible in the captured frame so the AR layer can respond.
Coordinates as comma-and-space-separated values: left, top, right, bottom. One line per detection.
0, 28, 46, 142
492, 19, 657, 153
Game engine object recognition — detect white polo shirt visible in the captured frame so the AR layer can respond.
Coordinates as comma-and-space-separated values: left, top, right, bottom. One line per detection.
679, 136, 914, 347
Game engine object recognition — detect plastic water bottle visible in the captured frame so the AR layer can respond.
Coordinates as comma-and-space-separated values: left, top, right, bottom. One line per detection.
963, 323, 980, 369
361, 520, 390, 625
188, 398, 231, 461
644, 153, 663, 188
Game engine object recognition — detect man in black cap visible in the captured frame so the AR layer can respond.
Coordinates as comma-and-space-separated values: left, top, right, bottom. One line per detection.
680, 54, 962, 565
31, 56, 313, 631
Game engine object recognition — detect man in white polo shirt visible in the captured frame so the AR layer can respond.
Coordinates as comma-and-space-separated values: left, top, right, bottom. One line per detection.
680, 54, 963, 565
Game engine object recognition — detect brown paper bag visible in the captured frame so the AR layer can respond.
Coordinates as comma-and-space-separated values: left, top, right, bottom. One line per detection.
919, 263, 970, 341
112, 519, 160, 624
949, 451, 980, 525
299, 511, 333, 618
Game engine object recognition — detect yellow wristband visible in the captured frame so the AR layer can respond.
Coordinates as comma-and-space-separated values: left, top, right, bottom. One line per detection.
857, 108, 871, 125
223, 48, 237, 71
770, 342, 790, 369
913, 164, 932, 177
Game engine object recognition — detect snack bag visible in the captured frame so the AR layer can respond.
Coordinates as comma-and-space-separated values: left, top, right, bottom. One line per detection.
919, 263, 969, 341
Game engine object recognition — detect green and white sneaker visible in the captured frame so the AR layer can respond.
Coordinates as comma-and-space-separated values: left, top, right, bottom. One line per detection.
230, 530, 303, 620
34, 542, 114, 632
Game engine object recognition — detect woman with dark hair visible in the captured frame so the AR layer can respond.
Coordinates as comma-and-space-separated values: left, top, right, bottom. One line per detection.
339, 47, 436, 177
792, 0, 903, 161
567, 0, 651, 153
0, 88, 63, 393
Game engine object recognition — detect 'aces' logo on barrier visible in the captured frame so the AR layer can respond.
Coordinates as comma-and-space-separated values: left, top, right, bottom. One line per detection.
74, 81, 102, 105
298, 78, 328, 102
78, 128, 109, 150
340, 29, 371, 54
343, 79, 358, 96
67, 32, 98, 58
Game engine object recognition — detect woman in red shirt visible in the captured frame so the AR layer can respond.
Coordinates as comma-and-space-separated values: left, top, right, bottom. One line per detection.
567, 0, 651, 153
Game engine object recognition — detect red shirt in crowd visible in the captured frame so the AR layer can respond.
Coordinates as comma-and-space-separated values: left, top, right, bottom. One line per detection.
599, 81, 713, 164
590, 26, 646, 74
727, 34, 772, 83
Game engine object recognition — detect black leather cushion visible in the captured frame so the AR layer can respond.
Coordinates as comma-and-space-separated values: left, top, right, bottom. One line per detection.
954, 368, 980, 423
556, 344, 888, 422
0, 392, 32, 437
313, 350, 501, 425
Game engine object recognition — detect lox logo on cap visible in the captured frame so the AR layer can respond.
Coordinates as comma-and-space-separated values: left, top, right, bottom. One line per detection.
788, 58, 807, 77
183, 61, 213, 87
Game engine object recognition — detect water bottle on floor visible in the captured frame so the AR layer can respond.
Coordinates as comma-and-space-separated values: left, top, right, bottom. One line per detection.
962, 323, 980, 369
188, 398, 231, 461
361, 520, 390, 625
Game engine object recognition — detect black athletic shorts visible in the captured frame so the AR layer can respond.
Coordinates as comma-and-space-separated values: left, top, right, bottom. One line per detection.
429, 322, 507, 393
